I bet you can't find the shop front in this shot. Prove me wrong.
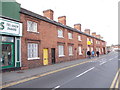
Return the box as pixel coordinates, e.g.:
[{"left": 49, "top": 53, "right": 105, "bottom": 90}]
[{"left": 0, "top": 17, "right": 22, "bottom": 70}]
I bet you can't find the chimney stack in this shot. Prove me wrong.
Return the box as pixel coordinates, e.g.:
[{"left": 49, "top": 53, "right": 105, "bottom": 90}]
[
  {"left": 92, "top": 32, "right": 96, "bottom": 37},
  {"left": 74, "top": 24, "right": 81, "bottom": 31},
  {"left": 96, "top": 35, "right": 101, "bottom": 39},
  {"left": 84, "top": 29, "right": 90, "bottom": 35},
  {"left": 58, "top": 16, "right": 66, "bottom": 25},
  {"left": 43, "top": 9, "right": 54, "bottom": 20}
]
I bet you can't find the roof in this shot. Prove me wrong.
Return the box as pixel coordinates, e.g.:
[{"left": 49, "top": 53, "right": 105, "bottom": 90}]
[{"left": 20, "top": 8, "right": 105, "bottom": 42}]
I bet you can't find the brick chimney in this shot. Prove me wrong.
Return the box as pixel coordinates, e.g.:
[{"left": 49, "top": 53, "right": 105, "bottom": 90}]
[
  {"left": 84, "top": 29, "right": 90, "bottom": 35},
  {"left": 43, "top": 9, "right": 54, "bottom": 20},
  {"left": 92, "top": 32, "right": 96, "bottom": 37},
  {"left": 74, "top": 24, "right": 81, "bottom": 31},
  {"left": 96, "top": 35, "right": 101, "bottom": 39},
  {"left": 58, "top": 16, "right": 66, "bottom": 25}
]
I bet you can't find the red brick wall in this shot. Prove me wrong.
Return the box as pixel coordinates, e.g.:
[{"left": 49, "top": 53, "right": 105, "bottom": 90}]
[{"left": 20, "top": 13, "right": 106, "bottom": 69}]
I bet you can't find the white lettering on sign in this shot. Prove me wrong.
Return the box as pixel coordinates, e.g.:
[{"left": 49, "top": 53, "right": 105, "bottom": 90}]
[{"left": 0, "top": 18, "right": 22, "bottom": 36}]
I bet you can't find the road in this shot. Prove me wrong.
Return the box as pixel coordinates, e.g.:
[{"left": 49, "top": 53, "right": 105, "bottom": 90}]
[{"left": 5, "top": 51, "right": 119, "bottom": 89}]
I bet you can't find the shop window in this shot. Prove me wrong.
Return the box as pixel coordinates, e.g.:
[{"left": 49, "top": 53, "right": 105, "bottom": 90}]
[
  {"left": 58, "top": 30, "right": 64, "bottom": 38},
  {"left": 58, "top": 45, "right": 64, "bottom": 57},
  {"left": 69, "top": 46, "right": 73, "bottom": 56},
  {"left": 28, "top": 43, "right": 39, "bottom": 60},
  {"left": 27, "top": 20, "right": 37, "bottom": 32}
]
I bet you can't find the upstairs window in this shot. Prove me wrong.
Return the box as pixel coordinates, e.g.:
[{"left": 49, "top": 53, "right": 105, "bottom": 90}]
[
  {"left": 91, "top": 39, "right": 93, "bottom": 43},
  {"left": 27, "top": 20, "right": 37, "bottom": 32},
  {"left": 78, "top": 35, "right": 82, "bottom": 41},
  {"left": 58, "top": 30, "right": 64, "bottom": 38},
  {"left": 68, "top": 32, "right": 73, "bottom": 39}
]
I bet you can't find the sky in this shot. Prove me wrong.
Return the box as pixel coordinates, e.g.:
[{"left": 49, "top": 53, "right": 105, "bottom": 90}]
[{"left": 16, "top": 0, "right": 119, "bottom": 46}]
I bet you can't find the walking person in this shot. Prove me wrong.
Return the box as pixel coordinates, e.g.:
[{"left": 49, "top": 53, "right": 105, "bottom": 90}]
[
  {"left": 92, "top": 51, "right": 95, "bottom": 57},
  {"left": 87, "top": 51, "right": 91, "bottom": 58},
  {"left": 96, "top": 51, "right": 99, "bottom": 57}
]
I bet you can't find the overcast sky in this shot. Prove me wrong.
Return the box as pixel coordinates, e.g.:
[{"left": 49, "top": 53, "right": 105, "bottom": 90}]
[{"left": 16, "top": 0, "right": 119, "bottom": 46}]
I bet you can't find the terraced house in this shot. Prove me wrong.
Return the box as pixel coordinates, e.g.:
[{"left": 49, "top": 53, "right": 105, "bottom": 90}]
[
  {"left": 20, "top": 8, "right": 106, "bottom": 69},
  {"left": 1, "top": 1, "right": 106, "bottom": 70}
]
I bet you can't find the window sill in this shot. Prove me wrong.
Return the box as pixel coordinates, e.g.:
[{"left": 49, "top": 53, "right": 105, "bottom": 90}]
[
  {"left": 79, "top": 54, "right": 83, "bottom": 55},
  {"left": 69, "top": 54, "right": 73, "bottom": 56},
  {"left": 58, "top": 36, "right": 64, "bottom": 38},
  {"left": 59, "top": 55, "right": 65, "bottom": 57},
  {"left": 27, "top": 31, "right": 40, "bottom": 34},
  {"left": 28, "top": 57, "right": 40, "bottom": 60}
]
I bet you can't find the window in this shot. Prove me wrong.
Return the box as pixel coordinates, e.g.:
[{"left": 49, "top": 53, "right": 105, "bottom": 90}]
[
  {"left": 96, "top": 41, "right": 98, "bottom": 44},
  {"left": 58, "top": 45, "right": 64, "bottom": 57},
  {"left": 87, "top": 46, "right": 90, "bottom": 51},
  {"left": 91, "top": 39, "right": 93, "bottom": 43},
  {"left": 91, "top": 47, "right": 93, "bottom": 52},
  {"left": 78, "top": 35, "right": 82, "bottom": 41},
  {"left": 28, "top": 43, "right": 39, "bottom": 60},
  {"left": 68, "top": 32, "right": 73, "bottom": 39},
  {"left": 69, "top": 46, "right": 73, "bottom": 56},
  {"left": 27, "top": 20, "right": 37, "bottom": 32},
  {"left": 87, "top": 38, "right": 89, "bottom": 41},
  {"left": 78, "top": 46, "right": 82, "bottom": 55},
  {"left": 58, "top": 30, "right": 64, "bottom": 38}
]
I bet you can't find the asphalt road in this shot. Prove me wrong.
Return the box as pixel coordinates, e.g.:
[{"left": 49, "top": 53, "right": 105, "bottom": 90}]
[{"left": 6, "top": 51, "right": 119, "bottom": 89}]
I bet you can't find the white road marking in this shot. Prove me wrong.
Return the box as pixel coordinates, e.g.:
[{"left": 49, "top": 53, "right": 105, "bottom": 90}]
[
  {"left": 53, "top": 85, "right": 60, "bottom": 90},
  {"left": 99, "top": 62, "right": 106, "bottom": 65},
  {"left": 76, "top": 67, "right": 95, "bottom": 77}
]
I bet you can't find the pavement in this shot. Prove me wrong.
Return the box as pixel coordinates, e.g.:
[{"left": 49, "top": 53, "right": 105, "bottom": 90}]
[{"left": 1, "top": 54, "right": 108, "bottom": 87}]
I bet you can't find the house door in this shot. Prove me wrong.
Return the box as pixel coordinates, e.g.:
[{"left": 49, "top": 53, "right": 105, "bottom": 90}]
[
  {"left": 51, "top": 48, "right": 55, "bottom": 64},
  {"left": 2, "top": 43, "right": 14, "bottom": 69},
  {"left": 43, "top": 49, "right": 48, "bottom": 65}
]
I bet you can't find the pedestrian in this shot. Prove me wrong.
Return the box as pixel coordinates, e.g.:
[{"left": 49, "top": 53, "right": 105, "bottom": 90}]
[
  {"left": 87, "top": 51, "right": 91, "bottom": 58},
  {"left": 92, "top": 51, "right": 95, "bottom": 57},
  {"left": 96, "top": 51, "right": 99, "bottom": 57}
]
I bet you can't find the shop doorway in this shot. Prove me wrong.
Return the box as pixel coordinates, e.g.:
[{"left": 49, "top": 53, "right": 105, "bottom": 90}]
[
  {"left": 2, "top": 43, "right": 14, "bottom": 69},
  {"left": 51, "top": 48, "right": 56, "bottom": 64}
]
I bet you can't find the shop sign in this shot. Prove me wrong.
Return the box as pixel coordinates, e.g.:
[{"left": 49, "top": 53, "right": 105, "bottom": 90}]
[
  {"left": 87, "top": 41, "right": 91, "bottom": 45},
  {"left": 0, "top": 18, "right": 22, "bottom": 36}
]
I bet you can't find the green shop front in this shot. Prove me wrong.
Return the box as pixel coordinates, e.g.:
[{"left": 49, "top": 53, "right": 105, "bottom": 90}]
[{"left": 0, "top": 1, "right": 22, "bottom": 70}]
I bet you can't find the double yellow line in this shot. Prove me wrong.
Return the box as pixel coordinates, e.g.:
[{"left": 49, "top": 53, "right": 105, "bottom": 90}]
[{"left": 110, "top": 68, "right": 120, "bottom": 89}]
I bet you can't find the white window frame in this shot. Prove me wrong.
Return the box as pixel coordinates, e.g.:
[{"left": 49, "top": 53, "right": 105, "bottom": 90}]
[
  {"left": 78, "top": 46, "right": 82, "bottom": 55},
  {"left": 27, "top": 20, "right": 38, "bottom": 33},
  {"left": 91, "top": 47, "right": 93, "bottom": 52},
  {"left": 28, "top": 43, "right": 40, "bottom": 60},
  {"left": 78, "top": 35, "right": 82, "bottom": 41},
  {"left": 58, "top": 30, "right": 64, "bottom": 38},
  {"left": 58, "top": 45, "right": 65, "bottom": 57},
  {"left": 68, "top": 32, "right": 73, "bottom": 39},
  {"left": 91, "top": 39, "right": 93, "bottom": 43},
  {"left": 69, "top": 46, "right": 73, "bottom": 56},
  {"left": 87, "top": 38, "right": 89, "bottom": 41}
]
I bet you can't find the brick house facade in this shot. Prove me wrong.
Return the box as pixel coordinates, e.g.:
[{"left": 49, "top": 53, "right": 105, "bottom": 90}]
[{"left": 20, "top": 8, "right": 106, "bottom": 69}]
